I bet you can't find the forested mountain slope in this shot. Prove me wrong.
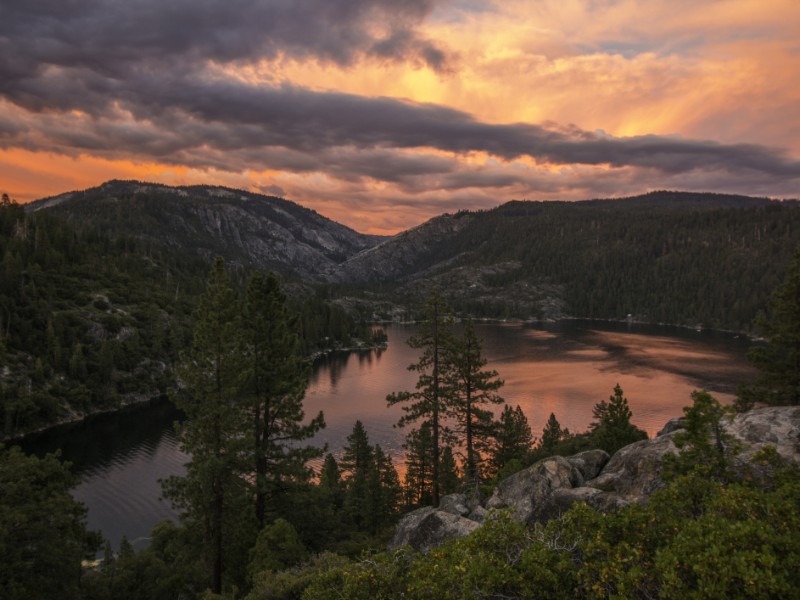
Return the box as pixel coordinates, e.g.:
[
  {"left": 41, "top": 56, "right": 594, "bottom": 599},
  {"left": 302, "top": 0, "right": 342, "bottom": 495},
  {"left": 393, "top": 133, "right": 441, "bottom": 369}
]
[
  {"left": 338, "top": 192, "right": 800, "bottom": 331},
  {"left": 29, "top": 180, "right": 384, "bottom": 280},
  {"left": 0, "top": 196, "right": 381, "bottom": 438},
  {"left": 28, "top": 183, "right": 800, "bottom": 331}
]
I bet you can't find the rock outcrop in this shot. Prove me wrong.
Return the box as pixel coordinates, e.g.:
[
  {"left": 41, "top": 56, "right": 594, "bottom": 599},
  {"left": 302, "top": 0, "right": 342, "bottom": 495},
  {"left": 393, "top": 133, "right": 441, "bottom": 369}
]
[
  {"left": 567, "top": 449, "right": 610, "bottom": 482},
  {"left": 486, "top": 456, "right": 584, "bottom": 523},
  {"left": 584, "top": 433, "right": 679, "bottom": 503},
  {"left": 724, "top": 405, "right": 800, "bottom": 462},
  {"left": 389, "top": 406, "right": 800, "bottom": 553},
  {"left": 388, "top": 505, "right": 481, "bottom": 554}
]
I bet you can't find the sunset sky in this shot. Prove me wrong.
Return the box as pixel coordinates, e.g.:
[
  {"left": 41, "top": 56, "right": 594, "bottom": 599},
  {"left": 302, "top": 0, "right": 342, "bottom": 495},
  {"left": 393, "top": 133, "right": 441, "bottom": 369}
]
[{"left": 2, "top": 0, "right": 799, "bottom": 233}]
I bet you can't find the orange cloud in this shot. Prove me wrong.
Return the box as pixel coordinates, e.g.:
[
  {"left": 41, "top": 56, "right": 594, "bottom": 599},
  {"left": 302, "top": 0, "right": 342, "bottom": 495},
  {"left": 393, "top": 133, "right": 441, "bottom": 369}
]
[{"left": 1, "top": 0, "right": 799, "bottom": 234}]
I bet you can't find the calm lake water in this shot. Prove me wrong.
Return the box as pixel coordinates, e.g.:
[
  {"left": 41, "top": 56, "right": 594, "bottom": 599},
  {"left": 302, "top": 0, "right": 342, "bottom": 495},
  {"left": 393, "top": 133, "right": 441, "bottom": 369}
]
[{"left": 19, "top": 320, "right": 755, "bottom": 550}]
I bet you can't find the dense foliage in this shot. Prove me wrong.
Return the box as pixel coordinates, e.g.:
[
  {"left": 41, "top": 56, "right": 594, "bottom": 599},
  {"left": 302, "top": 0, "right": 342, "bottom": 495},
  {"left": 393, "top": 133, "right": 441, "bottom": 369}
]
[
  {"left": 4, "top": 190, "right": 800, "bottom": 599},
  {"left": 739, "top": 248, "right": 800, "bottom": 407},
  {"left": 0, "top": 444, "right": 94, "bottom": 600},
  {"left": 376, "top": 193, "right": 800, "bottom": 330},
  {"left": 301, "top": 410, "right": 800, "bottom": 600},
  {"left": 0, "top": 197, "right": 378, "bottom": 438}
]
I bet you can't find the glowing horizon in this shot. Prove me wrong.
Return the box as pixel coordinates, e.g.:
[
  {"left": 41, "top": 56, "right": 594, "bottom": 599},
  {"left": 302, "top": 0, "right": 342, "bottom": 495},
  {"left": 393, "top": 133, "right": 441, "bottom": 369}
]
[{"left": 2, "top": 0, "right": 798, "bottom": 234}]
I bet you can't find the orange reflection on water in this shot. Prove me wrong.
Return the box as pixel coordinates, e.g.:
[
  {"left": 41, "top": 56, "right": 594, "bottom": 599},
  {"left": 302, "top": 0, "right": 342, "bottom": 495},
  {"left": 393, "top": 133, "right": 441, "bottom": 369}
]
[{"left": 302, "top": 322, "right": 756, "bottom": 474}]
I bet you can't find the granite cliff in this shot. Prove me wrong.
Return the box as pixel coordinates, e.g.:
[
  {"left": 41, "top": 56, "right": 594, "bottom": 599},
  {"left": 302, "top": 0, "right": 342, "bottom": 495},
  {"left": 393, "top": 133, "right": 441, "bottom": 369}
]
[{"left": 389, "top": 405, "right": 800, "bottom": 553}]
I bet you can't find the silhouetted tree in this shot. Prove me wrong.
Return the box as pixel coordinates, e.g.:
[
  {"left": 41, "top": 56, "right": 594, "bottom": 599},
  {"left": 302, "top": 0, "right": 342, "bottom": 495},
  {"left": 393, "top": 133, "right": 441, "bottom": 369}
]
[
  {"left": 740, "top": 248, "right": 800, "bottom": 407},
  {"left": 242, "top": 272, "right": 323, "bottom": 528},
  {"left": 589, "top": 384, "right": 648, "bottom": 454},
  {"left": 388, "top": 290, "right": 454, "bottom": 507},
  {"left": 447, "top": 319, "right": 504, "bottom": 486},
  {"left": 489, "top": 404, "right": 534, "bottom": 476},
  {"left": 163, "top": 258, "right": 251, "bottom": 594}
]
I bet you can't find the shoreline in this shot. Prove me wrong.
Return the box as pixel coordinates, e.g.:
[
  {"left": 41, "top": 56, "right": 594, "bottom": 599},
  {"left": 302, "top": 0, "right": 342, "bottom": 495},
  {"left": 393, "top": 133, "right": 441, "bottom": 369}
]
[
  {"left": 3, "top": 318, "right": 755, "bottom": 445},
  {"left": 3, "top": 341, "right": 390, "bottom": 445}
]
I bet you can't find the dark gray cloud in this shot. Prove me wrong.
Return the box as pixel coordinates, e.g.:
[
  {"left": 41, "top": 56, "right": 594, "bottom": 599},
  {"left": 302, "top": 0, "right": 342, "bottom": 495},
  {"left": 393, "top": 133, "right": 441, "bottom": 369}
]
[
  {"left": 0, "top": 0, "right": 449, "bottom": 78},
  {"left": 1, "top": 0, "right": 799, "bottom": 202},
  {"left": 4, "top": 71, "right": 799, "bottom": 184}
]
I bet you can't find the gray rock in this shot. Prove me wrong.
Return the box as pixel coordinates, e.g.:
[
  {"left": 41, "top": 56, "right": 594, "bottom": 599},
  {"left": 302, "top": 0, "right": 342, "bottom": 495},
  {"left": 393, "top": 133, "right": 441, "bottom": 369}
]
[
  {"left": 468, "top": 505, "right": 489, "bottom": 523},
  {"left": 657, "top": 417, "right": 684, "bottom": 437},
  {"left": 567, "top": 449, "right": 610, "bottom": 482},
  {"left": 486, "top": 455, "right": 581, "bottom": 524},
  {"left": 724, "top": 406, "right": 800, "bottom": 463},
  {"left": 388, "top": 506, "right": 481, "bottom": 553},
  {"left": 585, "top": 433, "right": 678, "bottom": 502},
  {"left": 388, "top": 407, "right": 800, "bottom": 553},
  {"left": 438, "top": 493, "right": 470, "bottom": 517},
  {"left": 535, "top": 486, "right": 631, "bottom": 522},
  {"left": 585, "top": 406, "right": 800, "bottom": 504}
]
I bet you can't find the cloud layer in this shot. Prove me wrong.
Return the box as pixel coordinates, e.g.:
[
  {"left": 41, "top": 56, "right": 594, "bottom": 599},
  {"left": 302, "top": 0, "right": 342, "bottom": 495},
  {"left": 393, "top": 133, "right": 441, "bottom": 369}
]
[{"left": 1, "top": 0, "right": 798, "bottom": 232}]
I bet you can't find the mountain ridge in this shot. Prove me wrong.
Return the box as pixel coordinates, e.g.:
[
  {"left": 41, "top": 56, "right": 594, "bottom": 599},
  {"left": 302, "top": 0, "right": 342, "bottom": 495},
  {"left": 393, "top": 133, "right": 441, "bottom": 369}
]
[
  {"left": 27, "top": 180, "right": 385, "bottom": 280},
  {"left": 26, "top": 181, "right": 800, "bottom": 330}
]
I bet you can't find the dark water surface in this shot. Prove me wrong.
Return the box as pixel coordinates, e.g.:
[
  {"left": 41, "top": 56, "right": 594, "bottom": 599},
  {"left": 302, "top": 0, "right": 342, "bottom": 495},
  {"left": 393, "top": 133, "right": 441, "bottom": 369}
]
[{"left": 19, "top": 321, "right": 754, "bottom": 550}]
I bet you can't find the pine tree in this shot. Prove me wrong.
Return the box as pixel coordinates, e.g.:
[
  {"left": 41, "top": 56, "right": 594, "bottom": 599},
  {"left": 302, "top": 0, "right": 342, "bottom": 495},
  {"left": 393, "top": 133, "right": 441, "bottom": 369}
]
[
  {"left": 371, "top": 444, "right": 402, "bottom": 529},
  {"left": 242, "top": 272, "right": 324, "bottom": 527},
  {"left": 340, "top": 420, "right": 373, "bottom": 476},
  {"left": 538, "top": 412, "right": 567, "bottom": 455},
  {"left": 447, "top": 319, "right": 504, "bottom": 486},
  {"left": 489, "top": 404, "right": 534, "bottom": 475},
  {"left": 163, "top": 258, "right": 251, "bottom": 594},
  {"left": 341, "top": 420, "right": 374, "bottom": 529},
  {"left": 319, "top": 453, "right": 344, "bottom": 510},
  {"left": 403, "top": 423, "right": 435, "bottom": 506},
  {"left": 439, "top": 446, "right": 461, "bottom": 495},
  {"left": 0, "top": 445, "right": 89, "bottom": 600},
  {"left": 589, "top": 384, "right": 648, "bottom": 454},
  {"left": 388, "top": 290, "right": 454, "bottom": 507},
  {"left": 665, "top": 390, "right": 741, "bottom": 483},
  {"left": 740, "top": 248, "right": 800, "bottom": 407}
]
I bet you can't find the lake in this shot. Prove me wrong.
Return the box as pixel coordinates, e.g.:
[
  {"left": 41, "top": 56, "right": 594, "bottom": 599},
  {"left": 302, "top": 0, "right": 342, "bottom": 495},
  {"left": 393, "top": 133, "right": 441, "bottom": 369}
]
[{"left": 19, "top": 320, "right": 755, "bottom": 550}]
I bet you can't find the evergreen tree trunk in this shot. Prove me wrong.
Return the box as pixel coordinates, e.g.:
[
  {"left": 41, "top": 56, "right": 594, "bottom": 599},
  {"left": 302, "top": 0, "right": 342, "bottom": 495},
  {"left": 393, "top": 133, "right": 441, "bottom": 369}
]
[
  {"left": 213, "top": 331, "right": 224, "bottom": 593},
  {"left": 465, "top": 395, "right": 475, "bottom": 485},
  {"left": 431, "top": 300, "right": 441, "bottom": 507},
  {"left": 243, "top": 273, "right": 324, "bottom": 528},
  {"left": 162, "top": 257, "right": 252, "bottom": 595},
  {"left": 388, "top": 290, "right": 454, "bottom": 508},
  {"left": 447, "top": 320, "right": 504, "bottom": 489}
]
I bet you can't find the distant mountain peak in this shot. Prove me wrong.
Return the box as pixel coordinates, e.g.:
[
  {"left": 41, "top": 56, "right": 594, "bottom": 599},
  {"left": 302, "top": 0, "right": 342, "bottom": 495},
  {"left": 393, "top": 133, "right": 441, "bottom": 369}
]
[{"left": 30, "top": 180, "right": 384, "bottom": 280}]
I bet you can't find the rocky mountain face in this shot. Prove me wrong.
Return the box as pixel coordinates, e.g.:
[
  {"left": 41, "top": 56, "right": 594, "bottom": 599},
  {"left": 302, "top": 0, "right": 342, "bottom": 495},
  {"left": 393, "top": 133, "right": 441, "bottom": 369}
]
[
  {"left": 326, "top": 211, "right": 474, "bottom": 283},
  {"left": 28, "top": 183, "right": 800, "bottom": 327},
  {"left": 29, "top": 180, "right": 384, "bottom": 280},
  {"left": 389, "top": 405, "right": 800, "bottom": 553}
]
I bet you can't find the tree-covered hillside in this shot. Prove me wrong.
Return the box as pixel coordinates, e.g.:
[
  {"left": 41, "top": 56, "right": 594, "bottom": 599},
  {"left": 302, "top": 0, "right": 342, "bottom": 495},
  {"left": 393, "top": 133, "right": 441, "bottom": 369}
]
[
  {"left": 0, "top": 196, "right": 379, "bottom": 438},
  {"left": 346, "top": 192, "right": 800, "bottom": 331},
  {"left": 28, "top": 183, "right": 800, "bottom": 331},
  {"left": 469, "top": 194, "right": 800, "bottom": 329},
  {"left": 30, "top": 180, "right": 383, "bottom": 279}
]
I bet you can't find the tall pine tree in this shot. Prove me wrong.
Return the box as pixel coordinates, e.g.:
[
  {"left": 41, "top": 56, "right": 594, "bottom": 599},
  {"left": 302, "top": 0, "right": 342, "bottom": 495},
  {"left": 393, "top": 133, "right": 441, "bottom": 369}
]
[
  {"left": 447, "top": 319, "right": 504, "bottom": 487},
  {"left": 388, "top": 290, "right": 454, "bottom": 507},
  {"left": 370, "top": 444, "right": 402, "bottom": 530},
  {"left": 340, "top": 420, "right": 374, "bottom": 530},
  {"left": 163, "top": 257, "right": 251, "bottom": 594},
  {"left": 403, "top": 423, "right": 435, "bottom": 506},
  {"left": 741, "top": 248, "right": 800, "bottom": 407},
  {"left": 242, "top": 272, "right": 324, "bottom": 527}
]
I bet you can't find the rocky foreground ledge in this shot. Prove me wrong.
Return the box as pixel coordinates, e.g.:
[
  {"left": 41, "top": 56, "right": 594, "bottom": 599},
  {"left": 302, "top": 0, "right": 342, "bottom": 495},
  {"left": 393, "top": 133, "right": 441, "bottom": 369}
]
[{"left": 389, "top": 406, "right": 800, "bottom": 553}]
